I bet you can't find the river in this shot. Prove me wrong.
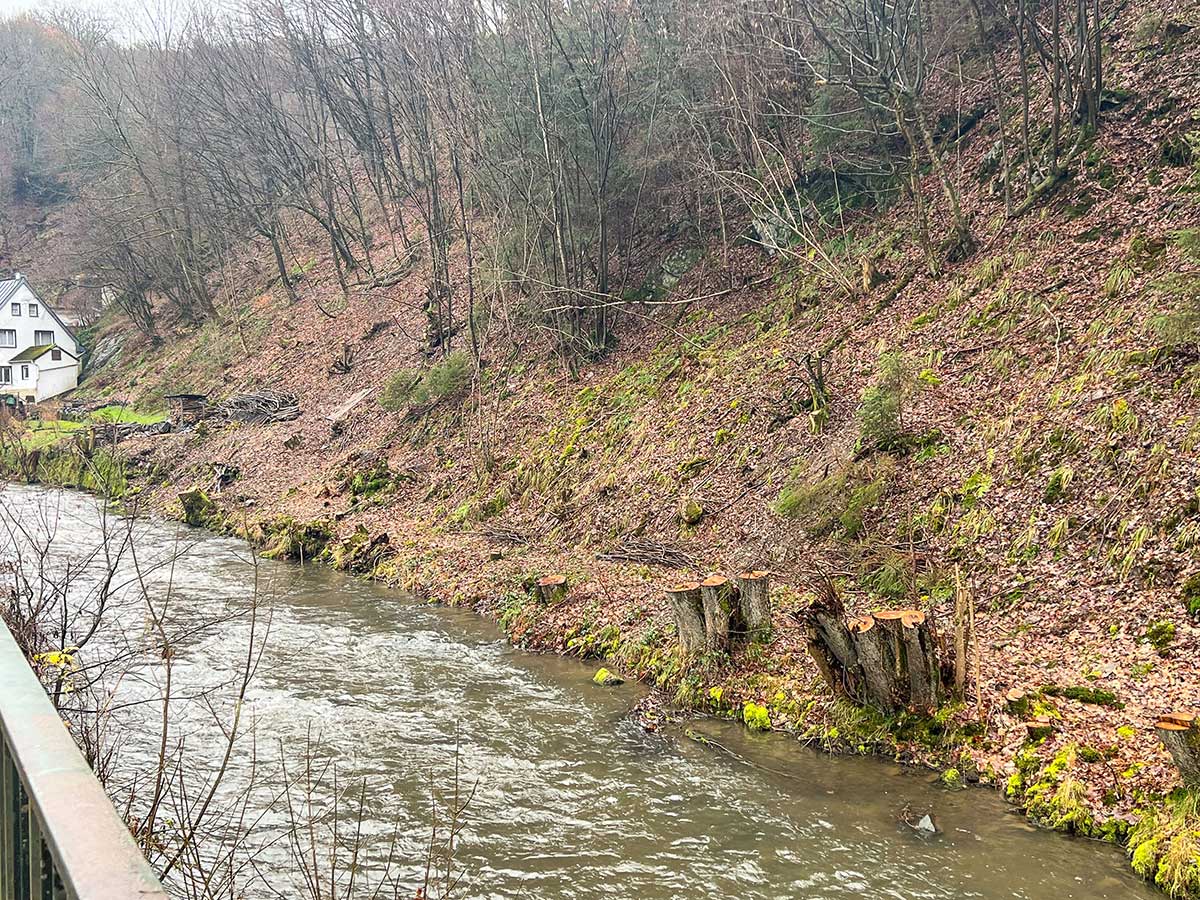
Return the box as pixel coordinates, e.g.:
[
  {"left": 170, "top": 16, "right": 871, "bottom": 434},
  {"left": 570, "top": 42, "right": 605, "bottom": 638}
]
[{"left": 0, "top": 484, "right": 1156, "bottom": 899}]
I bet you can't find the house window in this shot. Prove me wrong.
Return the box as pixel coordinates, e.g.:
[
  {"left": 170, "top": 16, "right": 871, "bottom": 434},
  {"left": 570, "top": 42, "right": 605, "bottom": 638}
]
[
  {"left": 51, "top": 349, "right": 61, "bottom": 361},
  {"left": 28, "top": 304, "right": 38, "bottom": 317},
  {"left": 10, "top": 303, "right": 19, "bottom": 316},
  {"left": 0, "top": 330, "right": 15, "bottom": 348},
  {"left": 34, "top": 330, "right": 53, "bottom": 345},
  {"left": 19, "top": 365, "right": 28, "bottom": 380},
  {"left": 0, "top": 367, "right": 10, "bottom": 384}
]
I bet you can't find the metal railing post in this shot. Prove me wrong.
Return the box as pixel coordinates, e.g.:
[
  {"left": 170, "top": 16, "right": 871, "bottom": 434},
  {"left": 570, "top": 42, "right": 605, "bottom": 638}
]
[{"left": 0, "top": 621, "right": 168, "bottom": 900}]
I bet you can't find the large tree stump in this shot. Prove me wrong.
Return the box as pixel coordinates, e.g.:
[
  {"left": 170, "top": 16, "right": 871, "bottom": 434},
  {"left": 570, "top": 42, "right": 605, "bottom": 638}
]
[
  {"left": 666, "top": 582, "right": 706, "bottom": 654},
  {"left": 700, "top": 574, "right": 736, "bottom": 651},
  {"left": 1156, "top": 713, "right": 1200, "bottom": 786},
  {"left": 736, "top": 570, "right": 772, "bottom": 642},
  {"left": 800, "top": 579, "right": 952, "bottom": 715},
  {"left": 536, "top": 575, "right": 568, "bottom": 604},
  {"left": 849, "top": 615, "right": 898, "bottom": 712}
]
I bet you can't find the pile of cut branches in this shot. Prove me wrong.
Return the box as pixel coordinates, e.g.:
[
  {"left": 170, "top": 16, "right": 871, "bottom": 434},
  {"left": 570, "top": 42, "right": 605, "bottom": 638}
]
[
  {"left": 216, "top": 391, "right": 300, "bottom": 425},
  {"left": 598, "top": 537, "right": 696, "bottom": 570}
]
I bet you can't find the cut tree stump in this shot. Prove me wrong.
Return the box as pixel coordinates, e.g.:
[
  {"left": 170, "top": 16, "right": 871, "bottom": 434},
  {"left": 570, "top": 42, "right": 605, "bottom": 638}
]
[
  {"left": 1005, "top": 689, "right": 1030, "bottom": 717},
  {"left": 666, "top": 581, "right": 706, "bottom": 654},
  {"left": 1024, "top": 718, "right": 1056, "bottom": 741},
  {"left": 1156, "top": 713, "right": 1200, "bottom": 786},
  {"left": 849, "top": 615, "right": 898, "bottom": 712},
  {"left": 700, "top": 574, "right": 736, "bottom": 651},
  {"left": 799, "top": 578, "right": 954, "bottom": 715},
  {"left": 536, "top": 575, "right": 568, "bottom": 604},
  {"left": 736, "top": 570, "right": 772, "bottom": 642},
  {"left": 800, "top": 582, "right": 860, "bottom": 701},
  {"left": 900, "top": 610, "right": 940, "bottom": 712}
]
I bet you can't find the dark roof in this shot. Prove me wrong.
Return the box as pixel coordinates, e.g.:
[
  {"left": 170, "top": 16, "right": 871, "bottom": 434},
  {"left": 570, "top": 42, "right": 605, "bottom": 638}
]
[
  {"left": 9, "top": 343, "right": 77, "bottom": 363},
  {"left": 0, "top": 277, "right": 23, "bottom": 307}
]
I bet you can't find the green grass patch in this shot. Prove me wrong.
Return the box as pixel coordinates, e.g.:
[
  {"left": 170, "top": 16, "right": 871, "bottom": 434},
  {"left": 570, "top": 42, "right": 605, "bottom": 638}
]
[
  {"left": 87, "top": 405, "right": 167, "bottom": 425},
  {"left": 20, "top": 420, "right": 86, "bottom": 450}
]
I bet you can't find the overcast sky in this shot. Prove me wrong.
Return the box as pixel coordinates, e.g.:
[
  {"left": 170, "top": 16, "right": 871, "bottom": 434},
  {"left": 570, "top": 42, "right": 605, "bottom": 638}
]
[{"left": 0, "top": 0, "right": 107, "bottom": 18}]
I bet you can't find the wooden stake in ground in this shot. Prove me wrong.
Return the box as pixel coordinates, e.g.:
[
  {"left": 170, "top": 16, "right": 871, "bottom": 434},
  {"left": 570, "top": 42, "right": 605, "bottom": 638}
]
[
  {"left": 700, "top": 574, "right": 736, "bottom": 651},
  {"left": 666, "top": 582, "right": 706, "bottom": 654},
  {"left": 1156, "top": 713, "right": 1200, "bottom": 786},
  {"left": 735, "top": 570, "right": 771, "bottom": 642},
  {"left": 953, "top": 565, "right": 968, "bottom": 699},
  {"left": 536, "top": 574, "right": 568, "bottom": 604}
]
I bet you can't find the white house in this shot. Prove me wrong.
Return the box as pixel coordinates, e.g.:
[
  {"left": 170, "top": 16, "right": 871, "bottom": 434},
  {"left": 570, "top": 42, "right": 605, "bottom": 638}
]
[{"left": 0, "top": 274, "right": 82, "bottom": 403}]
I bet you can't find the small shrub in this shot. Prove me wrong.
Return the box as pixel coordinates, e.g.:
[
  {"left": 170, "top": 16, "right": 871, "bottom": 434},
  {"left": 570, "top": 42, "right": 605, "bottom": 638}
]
[
  {"left": 1145, "top": 620, "right": 1176, "bottom": 654},
  {"left": 1152, "top": 295, "right": 1200, "bottom": 349},
  {"left": 379, "top": 367, "right": 423, "bottom": 410},
  {"left": 379, "top": 351, "right": 473, "bottom": 411},
  {"left": 424, "top": 350, "right": 473, "bottom": 399},
  {"left": 1044, "top": 465, "right": 1074, "bottom": 503},
  {"left": 1132, "top": 11, "right": 1164, "bottom": 43},
  {"left": 858, "top": 351, "right": 920, "bottom": 451},
  {"left": 1183, "top": 573, "right": 1200, "bottom": 618},
  {"left": 1172, "top": 229, "right": 1200, "bottom": 262},
  {"left": 775, "top": 459, "right": 892, "bottom": 538},
  {"left": 1104, "top": 261, "right": 1135, "bottom": 298},
  {"left": 1129, "top": 791, "right": 1200, "bottom": 899}
]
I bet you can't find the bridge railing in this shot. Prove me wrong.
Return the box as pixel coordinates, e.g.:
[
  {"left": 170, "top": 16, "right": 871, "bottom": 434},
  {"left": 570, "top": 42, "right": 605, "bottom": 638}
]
[{"left": 0, "top": 621, "right": 169, "bottom": 900}]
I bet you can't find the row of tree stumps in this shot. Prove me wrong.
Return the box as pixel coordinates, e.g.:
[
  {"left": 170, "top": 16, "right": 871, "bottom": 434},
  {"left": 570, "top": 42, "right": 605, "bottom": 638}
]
[{"left": 666, "top": 571, "right": 773, "bottom": 652}]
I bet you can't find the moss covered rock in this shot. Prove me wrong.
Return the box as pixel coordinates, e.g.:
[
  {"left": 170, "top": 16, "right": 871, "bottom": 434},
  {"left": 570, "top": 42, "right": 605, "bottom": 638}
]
[
  {"left": 178, "top": 489, "right": 218, "bottom": 527},
  {"left": 743, "top": 701, "right": 771, "bottom": 731},
  {"left": 328, "top": 525, "right": 393, "bottom": 575},
  {"left": 680, "top": 498, "right": 704, "bottom": 526},
  {"left": 592, "top": 667, "right": 624, "bottom": 687},
  {"left": 260, "top": 516, "right": 333, "bottom": 561}
]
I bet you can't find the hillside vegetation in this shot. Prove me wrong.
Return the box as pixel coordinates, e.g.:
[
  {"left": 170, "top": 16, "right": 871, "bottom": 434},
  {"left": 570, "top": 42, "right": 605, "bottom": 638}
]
[{"left": 3, "top": 0, "right": 1200, "bottom": 893}]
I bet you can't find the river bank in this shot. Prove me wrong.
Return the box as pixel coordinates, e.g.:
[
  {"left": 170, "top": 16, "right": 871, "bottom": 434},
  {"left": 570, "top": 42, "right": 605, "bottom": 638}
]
[
  {"left": 4, "top": 434, "right": 1198, "bottom": 898},
  {"left": 0, "top": 481, "right": 1165, "bottom": 899}
]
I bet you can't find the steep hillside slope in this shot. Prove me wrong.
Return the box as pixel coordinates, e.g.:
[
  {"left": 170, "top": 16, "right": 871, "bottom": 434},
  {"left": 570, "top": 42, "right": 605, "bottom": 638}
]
[{"left": 5, "top": 0, "right": 1200, "bottom": 893}]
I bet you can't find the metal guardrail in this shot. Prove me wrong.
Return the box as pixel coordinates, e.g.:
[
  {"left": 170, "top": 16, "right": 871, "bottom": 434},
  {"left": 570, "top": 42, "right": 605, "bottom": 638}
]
[{"left": 0, "top": 621, "right": 169, "bottom": 900}]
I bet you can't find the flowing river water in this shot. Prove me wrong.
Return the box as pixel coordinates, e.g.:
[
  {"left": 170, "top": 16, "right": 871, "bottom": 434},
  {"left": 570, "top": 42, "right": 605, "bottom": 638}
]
[{"left": 1, "top": 484, "right": 1158, "bottom": 899}]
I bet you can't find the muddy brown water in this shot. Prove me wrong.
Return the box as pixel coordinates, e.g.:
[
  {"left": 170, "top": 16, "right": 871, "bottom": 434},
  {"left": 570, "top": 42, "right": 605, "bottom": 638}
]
[{"left": 1, "top": 485, "right": 1157, "bottom": 899}]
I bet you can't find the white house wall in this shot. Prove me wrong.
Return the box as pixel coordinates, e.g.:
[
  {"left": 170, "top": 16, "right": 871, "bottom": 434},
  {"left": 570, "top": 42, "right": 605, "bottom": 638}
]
[{"left": 35, "top": 363, "right": 79, "bottom": 402}]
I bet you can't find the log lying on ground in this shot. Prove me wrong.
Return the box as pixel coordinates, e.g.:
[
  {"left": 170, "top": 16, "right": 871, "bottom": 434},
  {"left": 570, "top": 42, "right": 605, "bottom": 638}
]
[
  {"left": 90, "top": 420, "right": 172, "bottom": 444},
  {"left": 666, "top": 581, "right": 706, "bottom": 655},
  {"left": 1156, "top": 713, "right": 1200, "bottom": 786},
  {"left": 700, "top": 575, "right": 736, "bottom": 651},
  {"left": 536, "top": 574, "right": 568, "bottom": 604},
  {"left": 736, "top": 570, "right": 772, "bottom": 642}
]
